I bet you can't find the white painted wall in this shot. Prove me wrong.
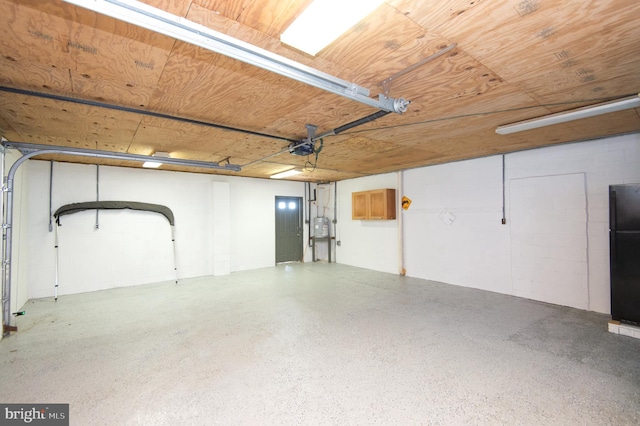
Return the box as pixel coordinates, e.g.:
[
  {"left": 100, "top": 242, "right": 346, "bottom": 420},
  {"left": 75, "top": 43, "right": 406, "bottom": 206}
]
[
  {"left": 2, "top": 149, "right": 30, "bottom": 319},
  {"left": 228, "top": 176, "right": 307, "bottom": 271},
  {"left": 212, "top": 181, "right": 230, "bottom": 276},
  {"left": 22, "top": 161, "right": 307, "bottom": 299},
  {"left": 402, "top": 156, "right": 512, "bottom": 294},
  {"left": 9, "top": 133, "right": 640, "bottom": 315},
  {"left": 338, "top": 133, "right": 640, "bottom": 314},
  {"left": 509, "top": 173, "right": 588, "bottom": 309},
  {"left": 336, "top": 173, "right": 399, "bottom": 274},
  {"left": 506, "top": 133, "right": 640, "bottom": 313}
]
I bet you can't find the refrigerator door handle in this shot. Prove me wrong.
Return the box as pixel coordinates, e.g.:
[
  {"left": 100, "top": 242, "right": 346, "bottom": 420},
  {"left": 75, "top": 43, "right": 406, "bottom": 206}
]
[
  {"left": 610, "top": 231, "right": 616, "bottom": 270},
  {"left": 609, "top": 190, "right": 617, "bottom": 231}
]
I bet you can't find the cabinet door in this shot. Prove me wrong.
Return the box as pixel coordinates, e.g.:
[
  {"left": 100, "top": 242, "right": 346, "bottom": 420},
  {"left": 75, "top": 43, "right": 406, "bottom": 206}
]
[
  {"left": 368, "top": 189, "right": 396, "bottom": 219},
  {"left": 368, "top": 190, "right": 387, "bottom": 219},
  {"left": 352, "top": 191, "right": 368, "bottom": 219},
  {"left": 384, "top": 189, "right": 396, "bottom": 220}
]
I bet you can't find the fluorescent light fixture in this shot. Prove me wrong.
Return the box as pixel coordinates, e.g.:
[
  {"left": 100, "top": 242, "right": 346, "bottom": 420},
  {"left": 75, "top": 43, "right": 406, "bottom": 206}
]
[
  {"left": 3, "top": 141, "right": 242, "bottom": 172},
  {"left": 63, "top": 0, "right": 408, "bottom": 113},
  {"left": 270, "top": 169, "right": 302, "bottom": 179},
  {"left": 143, "top": 151, "right": 170, "bottom": 168},
  {"left": 496, "top": 94, "right": 640, "bottom": 135},
  {"left": 281, "top": 0, "right": 385, "bottom": 56}
]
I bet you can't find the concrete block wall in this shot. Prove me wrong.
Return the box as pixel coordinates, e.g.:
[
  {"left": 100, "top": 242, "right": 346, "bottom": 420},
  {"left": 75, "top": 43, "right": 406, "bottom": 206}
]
[
  {"left": 507, "top": 133, "right": 640, "bottom": 313},
  {"left": 20, "top": 161, "right": 307, "bottom": 299},
  {"left": 509, "top": 173, "right": 588, "bottom": 309},
  {"left": 9, "top": 132, "right": 640, "bottom": 314},
  {"left": 212, "top": 181, "right": 230, "bottom": 276},
  {"left": 338, "top": 133, "right": 640, "bottom": 314},
  {"left": 401, "top": 156, "right": 512, "bottom": 295},
  {"left": 228, "top": 176, "right": 307, "bottom": 271},
  {"left": 336, "top": 173, "right": 399, "bottom": 274}
]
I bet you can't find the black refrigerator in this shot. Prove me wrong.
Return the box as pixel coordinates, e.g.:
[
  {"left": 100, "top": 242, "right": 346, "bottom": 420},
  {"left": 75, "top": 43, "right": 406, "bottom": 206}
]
[{"left": 610, "top": 184, "right": 640, "bottom": 324}]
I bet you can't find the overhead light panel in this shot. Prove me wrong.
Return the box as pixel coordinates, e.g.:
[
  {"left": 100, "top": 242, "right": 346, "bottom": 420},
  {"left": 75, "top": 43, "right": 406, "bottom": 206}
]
[
  {"left": 143, "top": 151, "right": 170, "bottom": 168},
  {"left": 270, "top": 169, "right": 302, "bottom": 179},
  {"left": 281, "top": 0, "right": 385, "bottom": 56},
  {"left": 3, "top": 142, "right": 241, "bottom": 172},
  {"left": 496, "top": 94, "right": 640, "bottom": 135},
  {"left": 62, "top": 0, "right": 408, "bottom": 113}
]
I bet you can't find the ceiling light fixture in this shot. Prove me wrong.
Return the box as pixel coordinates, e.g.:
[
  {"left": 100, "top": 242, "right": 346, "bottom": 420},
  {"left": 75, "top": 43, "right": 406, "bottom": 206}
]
[
  {"left": 142, "top": 151, "right": 170, "bottom": 168},
  {"left": 496, "top": 93, "right": 640, "bottom": 135},
  {"left": 270, "top": 169, "right": 302, "bottom": 179},
  {"left": 3, "top": 142, "right": 241, "bottom": 172},
  {"left": 62, "top": 0, "right": 408, "bottom": 113},
  {"left": 280, "top": 0, "right": 385, "bottom": 56}
]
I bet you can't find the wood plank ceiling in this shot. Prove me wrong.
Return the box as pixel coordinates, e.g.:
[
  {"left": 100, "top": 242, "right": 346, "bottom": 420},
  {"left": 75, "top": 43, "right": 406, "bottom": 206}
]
[{"left": 0, "top": 0, "right": 638, "bottom": 181}]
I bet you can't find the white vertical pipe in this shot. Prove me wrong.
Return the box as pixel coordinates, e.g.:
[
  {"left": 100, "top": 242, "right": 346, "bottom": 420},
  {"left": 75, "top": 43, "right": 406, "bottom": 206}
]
[
  {"left": 398, "top": 171, "right": 405, "bottom": 276},
  {"left": 95, "top": 165, "right": 100, "bottom": 229},
  {"left": 49, "top": 162, "right": 54, "bottom": 232}
]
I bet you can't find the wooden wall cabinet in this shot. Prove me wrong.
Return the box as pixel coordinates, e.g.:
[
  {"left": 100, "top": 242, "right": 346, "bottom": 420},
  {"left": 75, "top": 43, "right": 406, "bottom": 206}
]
[{"left": 352, "top": 189, "right": 396, "bottom": 220}]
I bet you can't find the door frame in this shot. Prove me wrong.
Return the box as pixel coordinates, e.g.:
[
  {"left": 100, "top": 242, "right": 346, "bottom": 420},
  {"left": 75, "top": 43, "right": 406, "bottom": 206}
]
[{"left": 275, "top": 196, "right": 303, "bottom": 264}]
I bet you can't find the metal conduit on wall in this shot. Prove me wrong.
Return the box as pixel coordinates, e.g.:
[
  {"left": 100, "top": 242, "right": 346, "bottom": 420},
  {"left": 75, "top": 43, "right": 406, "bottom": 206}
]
[
  {"left": 96, "top": 165, "right": 100, "bottom": 230},
  {"left": 48, "top": 162, "right": 54, "bottom": 232},
  {"left": 336, "top": 182, "right": 338, "bottom": 263}
]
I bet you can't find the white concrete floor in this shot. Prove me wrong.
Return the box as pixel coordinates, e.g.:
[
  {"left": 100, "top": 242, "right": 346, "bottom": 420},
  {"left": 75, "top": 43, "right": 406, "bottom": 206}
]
[{"left": 1, "top": 263, "right": 639, "bottom": 425}]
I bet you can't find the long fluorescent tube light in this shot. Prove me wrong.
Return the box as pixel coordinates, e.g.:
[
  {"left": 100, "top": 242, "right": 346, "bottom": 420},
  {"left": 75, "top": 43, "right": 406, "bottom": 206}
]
[
  {"left": 62, "top": 0, "right": 408, "bottom": 113},
  {"left": 281, "top": 0, "right": 385, "bottom": 56},
  {"left": 143, "top": 151, "right": 170, "bottom": 168},
  {"left": 496, "top": 94, "right": 640, "bottom": 135},
  {"left": 3, "top": 142, "right": 242, "bottom": 172},
  {"left": 270, "top": 169, "right": 302, "bottom": 179}
]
